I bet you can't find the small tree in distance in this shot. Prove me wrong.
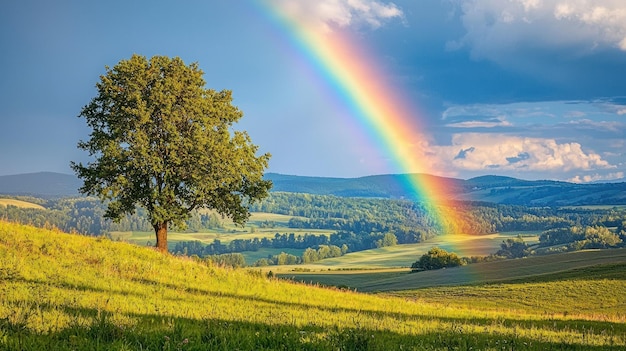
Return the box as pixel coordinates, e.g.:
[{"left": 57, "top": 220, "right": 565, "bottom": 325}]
[
  {"left": 411, "top": 247, "right": 462, "bottom": 271},
  {"left": 72, "top": 55, "right": 272, "bottom": 253}
]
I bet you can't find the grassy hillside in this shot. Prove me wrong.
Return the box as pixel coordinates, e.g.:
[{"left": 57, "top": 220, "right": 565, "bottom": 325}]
[
  {"left": 0, "top": 198, "right": 44, "bottom": 210},
  {"left": 1, "top": 221, "right": 625, "bottom": 350},
  {"left": 390, "top": 263, "right": 626, "bottom": 316}
]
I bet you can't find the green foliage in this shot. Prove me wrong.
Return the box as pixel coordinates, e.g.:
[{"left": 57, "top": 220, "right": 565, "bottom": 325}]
[
  {"left": 581, "top": 225, "right": 622, "bottom": 248},
  {"left": 540, "top": 225, "right": 623, "bottom": 251},
  {"left": 497, "top": 235, "right": 531, "bottom": 258},
  {"left": 375, "top": 232, "right": 398, "bottom": 248},
  {"left": 411, "top": 247, "right": 462, "bottom": 271},
  {"left": 71, "top": 55, "right": 271, "bottom": 251},
  {"left": 205, "top": 253, "right": 246, "bottom": 268}
]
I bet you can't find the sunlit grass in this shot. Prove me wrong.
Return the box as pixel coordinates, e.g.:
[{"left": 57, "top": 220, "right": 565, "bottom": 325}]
[
  {"left": 0, "top": 198, "right": 45, "bottom": 210},
  {"left": 1, "top": 221, "right": 624, "bottom": 350},
  {"left": 282, "top": 249, "right": 626, "bottom": 293},
  {"left": 388, "top": 263, "right": 626, "bottom": 320},
  {"left": 241, "top": 247, "right": 305, "bottom": 264},
  {"left": 264, "top": 232, "right": 539, "bottom": 272}
]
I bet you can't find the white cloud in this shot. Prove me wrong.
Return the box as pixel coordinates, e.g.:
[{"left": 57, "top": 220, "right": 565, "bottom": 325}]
[
  {"left": 445, "top": 118, "right": 512, "bottom": 128},
  {"left": 442, "top": 103, "right": 553, "bottom": 120},
  {"left": 433, "top": 133, "right": 613, "bottom": 172},
  {"left": 452, "top": 0, "right": 626, "bottom": 62},
  {"left": 564, "top": 110, "right": 586, "bottom": 118},
  {"left": 568, "top": 171, "right": 624, "bottom": 183},
  {"left": 565, "top": 119, "right": 623, "bottom": 132},
  {"left": 268, "top": 0, "right": 403, "bottom": 32}
]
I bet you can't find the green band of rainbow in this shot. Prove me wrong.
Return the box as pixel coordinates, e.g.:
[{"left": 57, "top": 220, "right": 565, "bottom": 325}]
[{"left": 256, "top": 2, "right": 470, "bottom": 237}]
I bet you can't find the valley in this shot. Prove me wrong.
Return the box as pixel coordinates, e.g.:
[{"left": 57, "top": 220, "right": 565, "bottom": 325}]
[{"left": 1, "top": 172, "right": 625, "bottom": 349}]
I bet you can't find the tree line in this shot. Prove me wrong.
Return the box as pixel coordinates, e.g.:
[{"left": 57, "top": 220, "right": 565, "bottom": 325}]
[
  {"left": 413, "top": 222, "right": 626, "bottom": 272},
  {"left": 171, "top": 231, "right": 394, "bottom": 258},
  {"left": 2, "top": 192, "right": 626, "bottom": 267}
]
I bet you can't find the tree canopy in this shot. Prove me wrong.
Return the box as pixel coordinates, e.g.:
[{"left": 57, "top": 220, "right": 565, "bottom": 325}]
[
  {"left": 72, "top": 55, "right": 271, "bottom": 252},
  {"left": 411, "top": 247, "right": 462, "bottom": 271}
]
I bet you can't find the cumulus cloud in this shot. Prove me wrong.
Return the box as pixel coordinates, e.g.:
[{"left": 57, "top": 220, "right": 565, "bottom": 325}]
[
  {"left": 451, "top": 0, "right": 626, "bottom": 62},
  {"left": 434, "top": 133, "right": 613, "bottom": 172},
  {"left": 568, "top": 172, "right": 625, "bottom": 183},
  {"left": 268, "top": 0, "right": 403, "bottom": 32}
]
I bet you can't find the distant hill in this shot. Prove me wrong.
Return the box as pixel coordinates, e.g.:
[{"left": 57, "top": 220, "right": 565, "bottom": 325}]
[
  {"left": 267, "top": 173, "right": 626, "bottom": 206},
  {"left": 266, "top": 173, "right": 465, "bottom": 198},
  {"left": 1, "top": 171, "right": 626, "bottom": 206},
  {"left": 0, "top": 172, "right": 81, "bottom": 198}
]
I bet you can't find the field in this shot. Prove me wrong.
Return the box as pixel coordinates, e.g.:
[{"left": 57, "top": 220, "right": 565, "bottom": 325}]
[
  {"left": 279, "top": 248, "right": 626, "bottom": 291},
  {"left": 1, "top": 221, "right": 625, "bottom": 350},
  {"left": 0, "top": 198, "right": 44, "bottom": 210},
  {"left": 109, "top": 212, "right": 333, "bottom": 248},
  {"left": 113, "top": 212, "right": 539, "bottom": 268},
  {"left": 260, "top": 231, "right": 539, "bottom": 272},
  {"left": 389, "top": 262, "right": 626, "bottom": 316},
  {"left": 241, "top": 247, "right": 305, "bottom": 264}
]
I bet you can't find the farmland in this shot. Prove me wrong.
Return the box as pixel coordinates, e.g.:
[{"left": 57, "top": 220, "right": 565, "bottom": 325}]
[
  {"left": 269, "top": 231, "right": 539, "bottom": 271},
  {"left": 279, "top": 248, "right": 626, "bottom": 292}
]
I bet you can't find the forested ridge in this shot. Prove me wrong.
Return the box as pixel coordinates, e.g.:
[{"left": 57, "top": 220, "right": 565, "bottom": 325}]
[
  {"left": 2, "top": 191, "right": 625, "bottom": 266},
  {"left": 3, "top": 171, "right": 626, "bottom": 205}
]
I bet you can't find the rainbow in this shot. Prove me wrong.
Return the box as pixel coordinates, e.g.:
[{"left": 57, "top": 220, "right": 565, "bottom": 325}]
[{"left": 255, "top": 2, "right": 470, "bottom": 237}]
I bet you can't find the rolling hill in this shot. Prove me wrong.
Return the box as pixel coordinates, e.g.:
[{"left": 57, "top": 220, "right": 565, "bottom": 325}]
[
  {"left": 1, "top": 221, "right": 625, "bottom": 350},
  {"left": 0, "top": 172, "right": 81, "bottom": 197},
  {"left": 1, "top": 171, "right": 626, "bottom": 206},
  {"left": 278, "top": 249, "right": 626, "bottom": 292}
]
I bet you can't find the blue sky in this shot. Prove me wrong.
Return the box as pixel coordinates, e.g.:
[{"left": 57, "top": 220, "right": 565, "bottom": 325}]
[{"left": 1, "top": 0, "right": 625, "bottom": 183}]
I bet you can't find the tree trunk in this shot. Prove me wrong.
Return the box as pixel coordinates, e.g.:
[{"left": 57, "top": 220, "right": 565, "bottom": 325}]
[{"left": 154, "top": 221, "right": 169, "bottom": 253}]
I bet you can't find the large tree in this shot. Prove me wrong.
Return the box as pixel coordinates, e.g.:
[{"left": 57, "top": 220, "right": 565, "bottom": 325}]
[{"left": 72, "top": 55, "right": 272, "bottom": 253}]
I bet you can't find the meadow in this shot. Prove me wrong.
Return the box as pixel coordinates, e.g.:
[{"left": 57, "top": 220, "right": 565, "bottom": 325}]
[
  {"left": 109, "top": 212, "right": 333, "bottom": 247},
  {"left": 259, "top": 231, "right": 539, "bottom": 272},
  {"left": 1, "top": 221, "right": 625, "bottom": 350},
  {"left": 0, "top": 198, "right": 44, "bottom": 210},
  {"left": 279, "top": 249, "right": 626, "bottom": 291}
]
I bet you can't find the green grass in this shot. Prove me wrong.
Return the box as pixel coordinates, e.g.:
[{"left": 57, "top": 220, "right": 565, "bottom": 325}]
[
  {"left": 265, "top": 232, "right": 539, "bottom": 272},
  {"left": 1, "top": 221, "right": 625, "bottom": 350},
  {"left": 388, "top": 263, "right": 626, "bottom": 317},
  {"left": 0, "top": 198, "right": 45, "bottom": 210},
  {"left": 281, "top": 249, "right": 626, "bottom": 292},
  {"left": 241, "top": 248, "right": 305, "bottom": 264},
  {"left": 109, "top": 212, "right": 333, "bottom": 248}
]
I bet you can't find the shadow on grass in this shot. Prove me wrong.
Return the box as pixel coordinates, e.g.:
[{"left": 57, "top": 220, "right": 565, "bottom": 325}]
[
  {"left": 1, "top": 304, "right": 624, "bottom": 351},
  {"left": 7, "top": 274, "right": 626, "bottom": 341}
]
